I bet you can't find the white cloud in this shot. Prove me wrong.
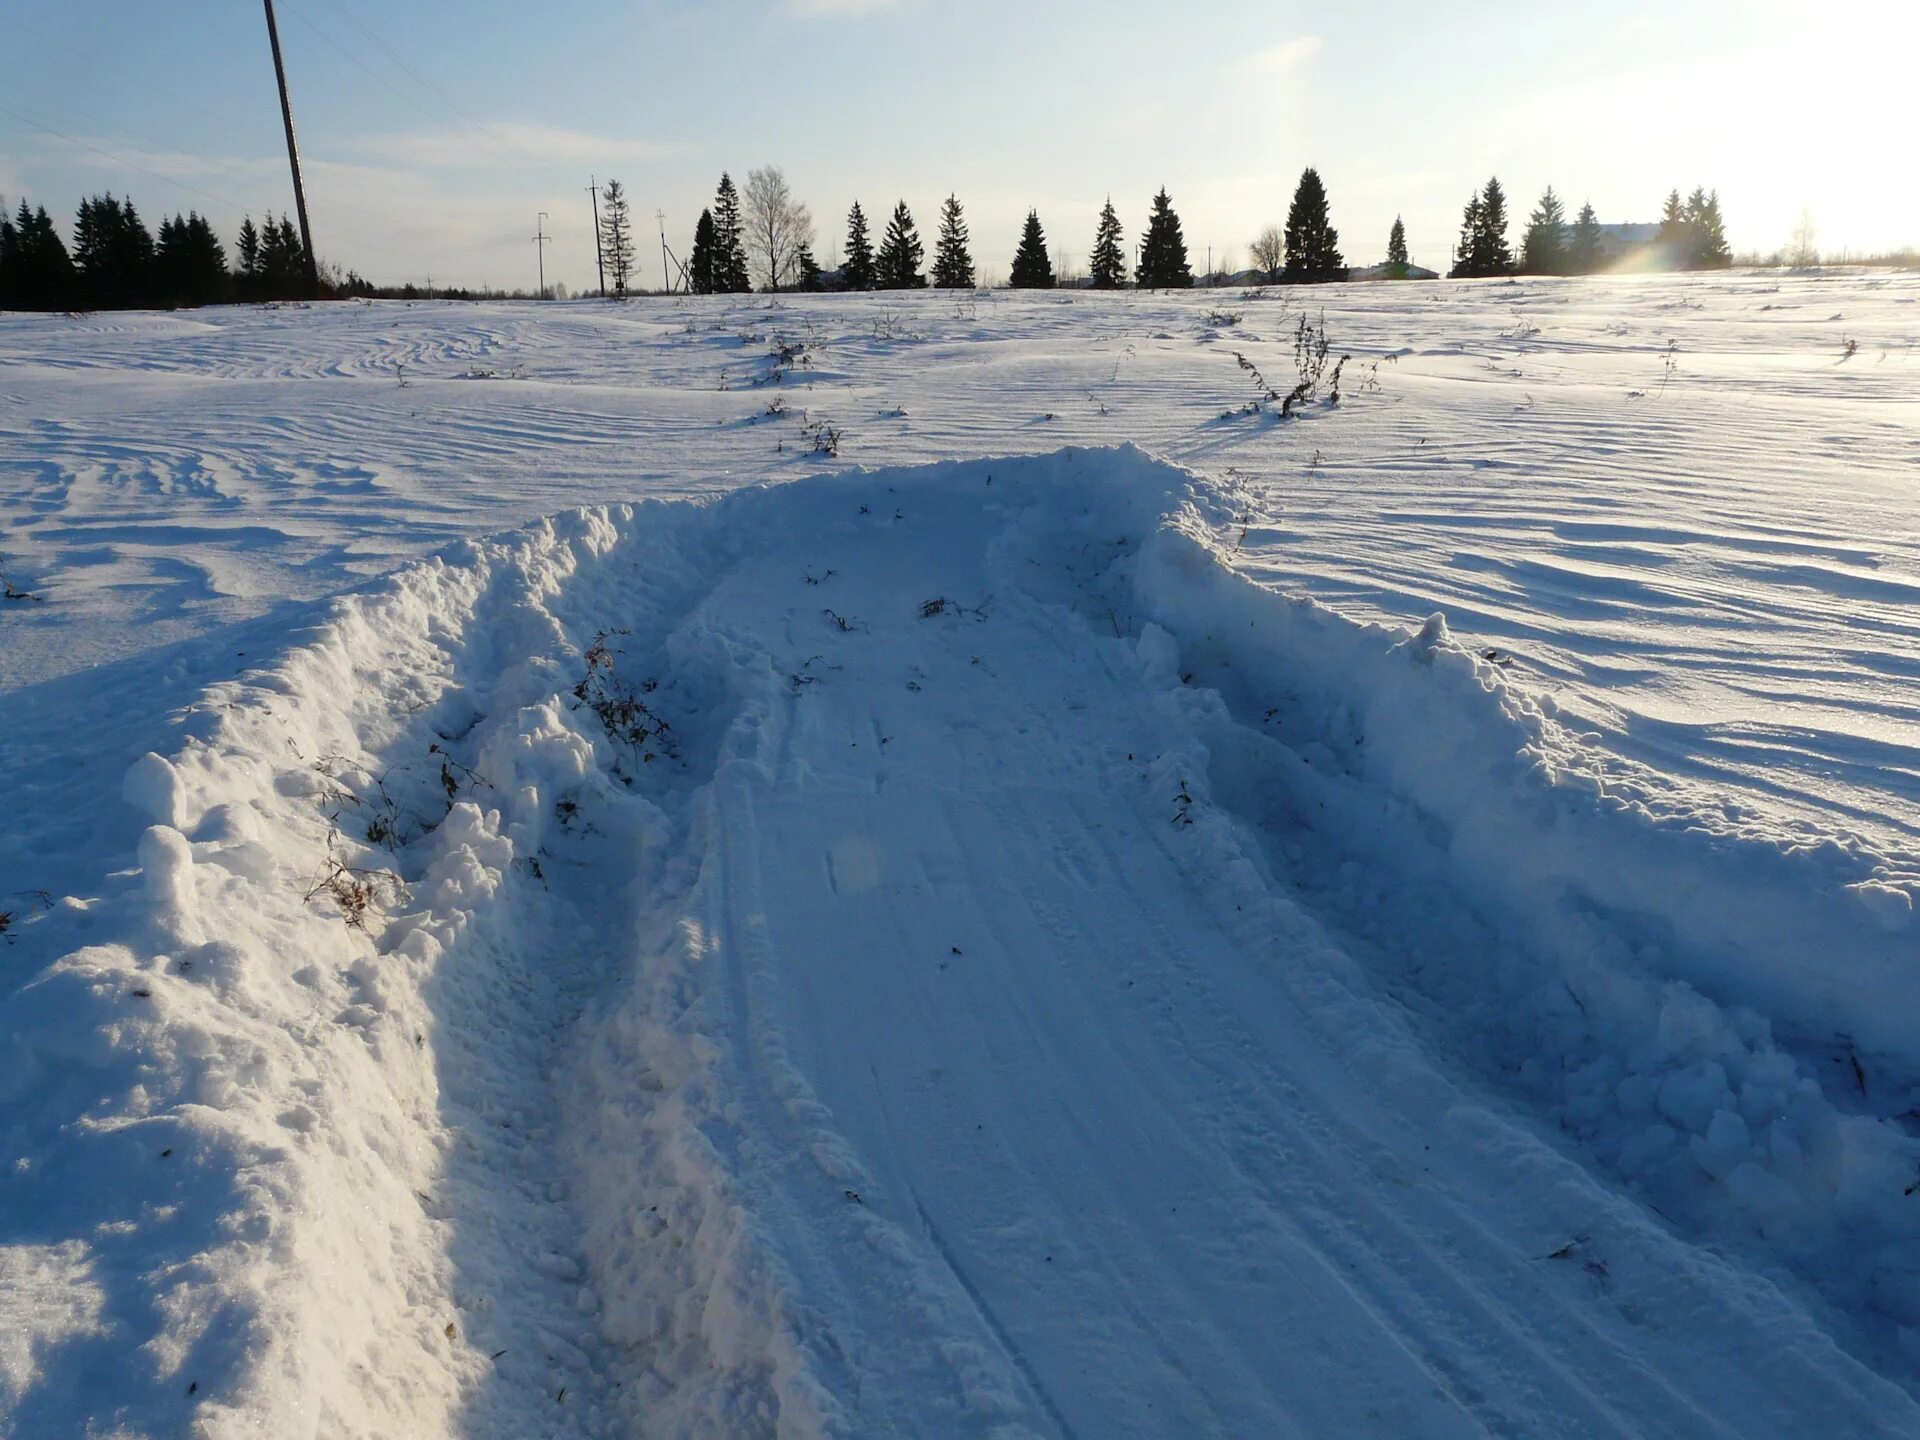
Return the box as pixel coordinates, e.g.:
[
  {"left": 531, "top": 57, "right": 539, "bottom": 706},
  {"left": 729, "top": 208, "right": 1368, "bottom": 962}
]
[{"left": 1239, "top": 36, "right": 1321, "bottom": 74}]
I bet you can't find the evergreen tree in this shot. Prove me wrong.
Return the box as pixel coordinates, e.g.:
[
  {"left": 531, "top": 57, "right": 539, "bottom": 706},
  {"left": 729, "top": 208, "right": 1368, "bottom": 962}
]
[
  {"left": 1089, "top": 197, "right": 1126, "bottom": 289},
  {"left": 1521, "top": 187, "right": 1567, "bottom": 275},
  {"left": 1009, "top": 210, "right": 1055, "bottom": 289},
  {"left": 0, "top": 207, "right": 15, "bottom": 310},
  {"left": 1136, "top": 187, "right": 1192, "bottom": 288},
  {"left": 155, "top": 214, "right": 187, "bottom": 303},
  {"left": 876, "top": 200, "right": 925, "bottom": 289},
  {"left": 73, "top": 194, "right": 156, "bottom": 308},
  {"left": 1386, "top": 215, "right": 1409, "bottom": 278},
  {"left": 152, "top": 211, "right": 228, "bottom": 307},
  {"left": 711, "top": 173, "right": 751, "bottom": 293},
  {"left": 1281, "top": 167, "right": 1344, "bottom": 283},
  {"left": 1450, "top": 178, "right": 1513, "bottom": 278},
  {"left": 688, "top": 208, "right": 717, "bottom": 294},
  {"left": 1568, "top": 201, "right": 1602, "bottom": 275},
  {"left": 1686, "top": 187, "right": 1731, "bottom": 269},
  {"left": 794, "top": 244, "right": 823, "bottom": 292},
  {"left": 1476, "top": 177, "right": 1514, "bottom": 275},
  {"left": 1655, "top": 189, "right": 1688, "bottom": 269},
  {"left": 931, "top": 194, "right": 974, "bottom": 289},
  {"left": 260, "top": 215, "right": 306, "bottom": 299},
  {"left": 26, "top": 204, "right": 74, "bottom": 309},
  {"left": 236, "top": 216, "right": 262, "bottom": 299},
  {"left": 599, "top": 179, "right": 636, "bottom": 294},
  {"left": 842, "top": 201, "right": 876, "bottom": 291}
]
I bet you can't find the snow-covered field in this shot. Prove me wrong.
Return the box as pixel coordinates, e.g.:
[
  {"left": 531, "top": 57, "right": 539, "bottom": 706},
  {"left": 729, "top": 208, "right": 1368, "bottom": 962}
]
[{"left": 1, "top": 272, "right": 1916, "bottom": 1437}]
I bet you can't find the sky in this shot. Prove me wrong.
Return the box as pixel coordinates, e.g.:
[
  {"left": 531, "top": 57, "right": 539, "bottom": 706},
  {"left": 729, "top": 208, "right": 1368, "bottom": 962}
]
[{"left": 0, "top": 0, "right": 1914, "bottom": 291}]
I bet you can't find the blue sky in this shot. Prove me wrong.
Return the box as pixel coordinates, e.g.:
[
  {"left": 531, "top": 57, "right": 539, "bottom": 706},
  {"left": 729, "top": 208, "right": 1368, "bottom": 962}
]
[{"left": 1, "top": 1, "right": 1912, "bottom": 289}]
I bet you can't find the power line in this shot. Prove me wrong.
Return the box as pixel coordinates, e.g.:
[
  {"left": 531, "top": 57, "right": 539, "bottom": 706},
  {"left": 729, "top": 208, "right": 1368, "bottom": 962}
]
[
  {"left": 277, "top": 2, "right": 483, "bottom": 144},
  {"left": 0, "top": 11, "right": 260, "bottom": 137},
  {"left": 0, "top": 98, "right": 252, "bottom": 217},
  {"left": 308, "top": 0, "right": 532, "bottom": 163}
]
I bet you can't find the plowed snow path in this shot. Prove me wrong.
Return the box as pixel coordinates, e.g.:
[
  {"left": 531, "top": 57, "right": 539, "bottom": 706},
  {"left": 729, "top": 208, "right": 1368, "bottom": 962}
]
[
  {"left": 6, "top": 452, "right": 1916, "bottom": 1438},
  {"left": 434, "top": 456, "right": 1910, "bottom": 1436}
]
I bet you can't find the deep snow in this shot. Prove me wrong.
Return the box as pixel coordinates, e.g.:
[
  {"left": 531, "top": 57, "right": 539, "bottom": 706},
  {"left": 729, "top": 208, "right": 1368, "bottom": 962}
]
[{"left": 1, "top": 275, "right": 1917, "bottom": 1437}]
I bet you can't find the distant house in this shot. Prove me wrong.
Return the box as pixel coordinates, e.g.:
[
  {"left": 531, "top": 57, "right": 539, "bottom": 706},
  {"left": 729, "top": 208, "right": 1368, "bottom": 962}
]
[
  {"left": 1591, "top": 222, "right": 1660, "bottom": 266},
  {"left": 1349, "top": 261, "right": 1439, "bottom": 282}
]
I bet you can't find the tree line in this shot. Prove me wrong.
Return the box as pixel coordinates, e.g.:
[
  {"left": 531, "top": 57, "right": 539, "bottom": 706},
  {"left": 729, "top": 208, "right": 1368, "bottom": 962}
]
[
  {"left": 606, "top": 166, "right": 1735, "bottom": 297},
  {"left": 0, "top": 192, "right": 377, "bottom": 310},
  {"left": 2, "top": 168, "right": 1743, "bottom": 312},
  {"left": 1452, "top": 179, "right": 1732, "bottom": 278}
]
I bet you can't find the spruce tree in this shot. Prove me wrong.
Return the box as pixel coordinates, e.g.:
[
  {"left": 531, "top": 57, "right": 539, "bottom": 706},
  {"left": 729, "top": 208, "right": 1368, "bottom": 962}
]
[
  {"left": 1136, "top": 187, "right": 1192, "bottom": 289},
  {"left": 1475, "top": 178, "right": 1514, "bottom": 275},
  {"left": 19, "top": 204, "right": 75, "bottom": 309},
  {"left": 1655, "top": 189, "right": 1688, "bottom": 269},
  {"left": 1522, "top": 187, "right": 1567, "bottom": 275},
  {"left": 117, "top": 198, "right": 156, "bottom": 306},
  {"left": 1386, "top": 215, "right": 1408, "bottom": 278},
  {"left": 72, "top": 194, "right": 155, "bottom": 308},
  {"left": 236, "top": 216, "right": 261, "bottom": 300},
  {"left": 876, "top": 200, "right": 925, "bottom": 289},
  {"left": 599, "top": 179, "right": 636, "bottom": 295},
  {"left": 1089, "top": 198, "right": 1126, "bottom": 289},
  {"left": 155, "top": 215, "right": 188, "bottom": 304},
  {"left": 931, "top": 194, "right": 974, "bottom": 289},
  {"left": 1281, "top": 167, "right": 1344, "bottom": 283},
  {"left": 256, "top": 215, "right": 304, "bottom": 300},
  {"left": 688, "top": 208, "right": 717, "bottom": 294},
  {"left": 1568, "top": 202, "right": 1602, "bottom": 275},
  {"left": 1009, "top": 210, "right": 1054, "bottom": 289},
  {"left": 187, "top": 213, "right": 228, "bottom": 303},
  {"left": 794, "top": 245, "right": 823, "bottom": 291},
  {"left": 0, "top": 208, "right": 18, "bottom": 311},
  {"left": 1452, "top": 179, "right": 1513, "bottom": 278},
  {"left": 711, "top": 174, "right": 751, "bottom": 293},
  {"left": 842, "top": 201, "right": 876, "bottom": 291},
  {"left": 1686, "top": 187, "right": 1731, "bottom": 269}
]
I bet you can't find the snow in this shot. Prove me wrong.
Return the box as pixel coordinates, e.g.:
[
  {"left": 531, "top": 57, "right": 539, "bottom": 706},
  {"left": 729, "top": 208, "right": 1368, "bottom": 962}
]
[{"left": 1, "top": 272, "right": 1918, "bottom": 1437}]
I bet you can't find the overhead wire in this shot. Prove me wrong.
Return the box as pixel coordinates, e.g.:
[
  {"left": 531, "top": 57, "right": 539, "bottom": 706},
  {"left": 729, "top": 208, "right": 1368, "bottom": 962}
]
[
  {"left": 309, "top": 0, "right": 537, "bottom": 164},
  {"left": 0, "top": 98, "right": 253, "bottom": 218}
]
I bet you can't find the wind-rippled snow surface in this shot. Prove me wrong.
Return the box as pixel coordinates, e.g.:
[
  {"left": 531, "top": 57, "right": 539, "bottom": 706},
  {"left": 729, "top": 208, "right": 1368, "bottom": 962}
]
[{"left": 1, "top": 274, "right": 1916, "bottom": 1438}]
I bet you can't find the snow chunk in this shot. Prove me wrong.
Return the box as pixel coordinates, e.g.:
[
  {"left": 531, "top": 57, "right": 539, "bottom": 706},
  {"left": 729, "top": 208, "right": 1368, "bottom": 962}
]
[{"left": 122, "top": 751, "right": 183, "bottom": 827}]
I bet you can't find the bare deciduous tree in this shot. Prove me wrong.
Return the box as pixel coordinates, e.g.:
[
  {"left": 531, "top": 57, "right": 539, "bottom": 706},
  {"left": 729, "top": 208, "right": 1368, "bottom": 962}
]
[
  {"left": 1788, "top": 208, "right": 1818, "bottom": 268},
  {"left": 744, "top": 165, "right": 814, "bottom": 293},
  {"left": 1250, "top": 224, "right": 1284, "bottom": 283}
]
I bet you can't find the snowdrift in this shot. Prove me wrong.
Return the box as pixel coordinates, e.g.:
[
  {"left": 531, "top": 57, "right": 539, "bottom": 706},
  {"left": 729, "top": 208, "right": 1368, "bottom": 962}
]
[{"left": 4, "top": 446, "right": 1916, "bottom": 1437}]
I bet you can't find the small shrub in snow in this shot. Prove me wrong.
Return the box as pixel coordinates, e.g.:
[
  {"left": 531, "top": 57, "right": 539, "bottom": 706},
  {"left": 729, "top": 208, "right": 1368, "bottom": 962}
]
[
  {"left": 802, "top": 418, "right": 841, "bottom": 456},
  {"left": 1282, "top": 311, "right": 1350, "bottom": 416},
  {"left": 304, "top": 831, "right": 403, "bottom": 930},
  {"left": 571, "top": 630, "right": 676, "bottom": 781}
]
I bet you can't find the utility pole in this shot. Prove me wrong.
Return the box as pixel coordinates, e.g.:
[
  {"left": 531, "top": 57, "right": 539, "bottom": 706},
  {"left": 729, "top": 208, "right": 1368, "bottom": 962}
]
[
  {"left": 534, "top": 211, "right": 550, "bottom": 299},
  {"left": 657, "top": 209, "right": 671, "bottom": 294},
  {"left": 587, "top": 176, "right": 606, "bottom": 298},
  {"left": 261, "top": 0, "right": 321, "bottom": 299}
]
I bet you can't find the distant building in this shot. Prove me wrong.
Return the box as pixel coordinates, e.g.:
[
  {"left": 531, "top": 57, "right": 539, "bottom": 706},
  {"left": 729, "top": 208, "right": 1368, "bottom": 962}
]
[
  {"left": 1349, "top": 261, "right": 1440, "bottom": 282},
  {"left": 1591, "top": 222, "right": 1660, "bottom": 265}
]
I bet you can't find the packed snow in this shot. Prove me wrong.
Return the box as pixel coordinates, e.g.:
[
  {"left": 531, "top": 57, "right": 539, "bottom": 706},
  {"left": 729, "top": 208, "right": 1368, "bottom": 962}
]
[{"left": 1, "top": 272, "right": 1916, "bottom": 1438}]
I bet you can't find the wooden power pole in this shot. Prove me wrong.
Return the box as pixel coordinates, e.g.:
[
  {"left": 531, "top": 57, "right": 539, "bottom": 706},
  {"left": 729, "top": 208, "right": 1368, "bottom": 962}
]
[
  {"left": 587, "top": 176, "right": 606, "bottom": 298},
  {"left": 261, "top": 0, "right": 321, "bottom": 299}
]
